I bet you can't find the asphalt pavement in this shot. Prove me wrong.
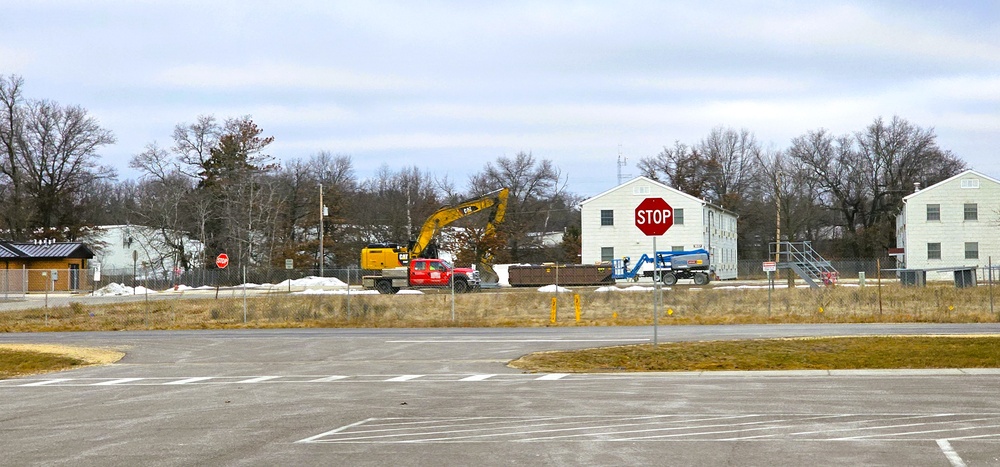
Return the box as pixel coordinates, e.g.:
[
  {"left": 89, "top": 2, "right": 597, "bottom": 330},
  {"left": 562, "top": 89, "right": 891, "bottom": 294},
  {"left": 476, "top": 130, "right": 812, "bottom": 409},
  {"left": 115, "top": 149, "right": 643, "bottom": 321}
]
[{"left": 3, "top": 325, "right": 1000, "bottom": 466}]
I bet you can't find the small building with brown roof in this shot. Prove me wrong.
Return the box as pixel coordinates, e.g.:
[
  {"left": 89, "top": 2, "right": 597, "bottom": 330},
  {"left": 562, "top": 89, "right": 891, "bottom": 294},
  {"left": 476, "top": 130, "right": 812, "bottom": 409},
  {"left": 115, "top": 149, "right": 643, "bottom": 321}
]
[{"left": 0, "top": 241, "right": 95, "bottom": 292}]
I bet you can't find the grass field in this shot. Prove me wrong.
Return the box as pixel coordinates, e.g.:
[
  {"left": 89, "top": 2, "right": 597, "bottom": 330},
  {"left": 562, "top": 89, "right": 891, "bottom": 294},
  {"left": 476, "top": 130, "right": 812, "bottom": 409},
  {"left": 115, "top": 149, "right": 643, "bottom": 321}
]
[{"left": 1, "top": 282, "right": 997, "bottom": 332}]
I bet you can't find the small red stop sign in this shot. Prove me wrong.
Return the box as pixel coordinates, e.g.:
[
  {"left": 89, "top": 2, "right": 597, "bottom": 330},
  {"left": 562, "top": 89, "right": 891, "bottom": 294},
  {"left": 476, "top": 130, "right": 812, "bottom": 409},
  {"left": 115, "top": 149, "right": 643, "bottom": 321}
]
[
  {"left": 216, "top": 253, "right": 230, "bottom": 269},
  {"left": 635, "top": 198, "right": 674, "bottom": 236}
]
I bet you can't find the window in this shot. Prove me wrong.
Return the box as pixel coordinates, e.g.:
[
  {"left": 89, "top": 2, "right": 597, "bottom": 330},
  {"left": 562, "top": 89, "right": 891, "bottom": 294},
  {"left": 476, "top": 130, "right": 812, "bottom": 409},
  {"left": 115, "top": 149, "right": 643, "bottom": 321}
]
[
  {"left": 675, "top": 208, "right": 684, "bottom": 225},
  {"left": 966, "top": 242, "right": 979, "bottom": 260},
  {"left": 671, "top": 246, "right": 685, "bottom": 251},
  {"left": 632, "top": 185, "right": 651, "bottom": 195},
  {"left": 600, "top": 247, "right": 614, "bottom": 263},
  {"left": 927, "top": 243, "right": 941, "bottom": 260},
  {"left": 926, "top": 204, "right": 940, "bottom": 221},
  {"left": 600, "top": 209, "right": 614, "bottom": 226},
  {"left": 964, "top": 203, "right": 978, "bottom": 221},
  {"left": 961, "top": 179, "right": 980, "bottom": 189}
]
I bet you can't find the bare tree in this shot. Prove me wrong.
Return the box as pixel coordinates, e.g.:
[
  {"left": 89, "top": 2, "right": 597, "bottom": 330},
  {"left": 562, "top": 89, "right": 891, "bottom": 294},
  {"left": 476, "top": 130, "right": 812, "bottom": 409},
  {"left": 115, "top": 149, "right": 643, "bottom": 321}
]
[
  {"left": 636, "top": 141, "right": 711, "bottom": 198},
  {"left": 0, "top": 76, "right": 116, "bottom": 238},
  {"left": 698, "top": 126, "right": 761, "bottom": 211},
  {"left": 789, "top": 117, "right": 966, "bottom": 255},
  {"left": 468, "top": 151, "right": 560, "bottom": 262}
]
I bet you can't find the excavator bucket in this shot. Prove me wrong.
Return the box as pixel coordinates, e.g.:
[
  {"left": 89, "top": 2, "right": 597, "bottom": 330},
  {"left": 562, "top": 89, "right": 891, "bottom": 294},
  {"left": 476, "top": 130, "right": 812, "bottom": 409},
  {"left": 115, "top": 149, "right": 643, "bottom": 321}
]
[{"left": 477, "top": 262, "right": 500, "bottom": 287}]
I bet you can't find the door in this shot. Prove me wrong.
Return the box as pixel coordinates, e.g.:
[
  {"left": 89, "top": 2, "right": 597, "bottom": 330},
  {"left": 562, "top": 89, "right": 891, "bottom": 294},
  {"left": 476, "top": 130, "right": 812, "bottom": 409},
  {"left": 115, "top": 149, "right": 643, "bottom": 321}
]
[{"left": 69, "top": 264, "right": 80, "bottom": 290}]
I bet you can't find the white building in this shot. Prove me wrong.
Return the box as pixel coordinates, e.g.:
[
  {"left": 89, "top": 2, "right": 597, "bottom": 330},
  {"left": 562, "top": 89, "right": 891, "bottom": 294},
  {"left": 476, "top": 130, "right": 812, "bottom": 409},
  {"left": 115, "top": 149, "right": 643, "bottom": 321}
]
[
  {"left": 895, "top": 170, "right": 1000, "bottom": 281},
  {"left": 580, "top": 176, "right": 738, "bottom": 280},
  {"left": 88, "top": 225, "right": 204, "bottom": 277}
]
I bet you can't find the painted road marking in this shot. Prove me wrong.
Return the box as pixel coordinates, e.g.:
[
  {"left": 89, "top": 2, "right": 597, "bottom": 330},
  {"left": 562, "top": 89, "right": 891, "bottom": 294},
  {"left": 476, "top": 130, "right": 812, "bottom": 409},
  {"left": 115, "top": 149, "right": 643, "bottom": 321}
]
[
  {"left": 535, "top": 373, "right": 568, "bottom": 380},
  {"left": 385, "top": 375, "right": 424, "bottom": 382},
  {"left": 309, "top": 375, "right": 349, "bottom": 382},
  {"left": 937, "top": 439, "right": 967, "bottom": 467},
  {"left": 19, "top": 378, "right": 73, "bottom": 387},
  {"left": 388, "top": 339, "right": 649, "bottom": 343},
  {"left": 92, "top": 378, "right": 145, "bottom": 386},
  {"left": 459, "top": 374, "right": 496, "bottom": 381},
  {"left": 164, "top": 377, "right": 215, "bottom": 385},
  {"left": 299, "top": 414, "right": 1000, "bottom": 444},
  {"left": 235, "top": 376, "right": 282, "bottom": 384}
]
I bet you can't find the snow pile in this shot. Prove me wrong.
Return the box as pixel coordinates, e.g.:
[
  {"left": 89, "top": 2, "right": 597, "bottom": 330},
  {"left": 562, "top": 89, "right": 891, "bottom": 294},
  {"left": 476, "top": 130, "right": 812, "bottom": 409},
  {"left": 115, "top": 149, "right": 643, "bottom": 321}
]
[
  {"left": 594, "top": 285, "right": 656, "bottom": 292},
  {"left": 292, "top": 288, "right": 378, "bottom": 295},
  {"left": 275, "top": 276, "right": 347, "bottom": 288},
  {"left": 91, "top": 283, "right": 131, "bottom": 296},
  {"left": 537, "top": 284, "right": 572, "bottom": 293},
  {"left": 91, "top": 283, "right": 157, "bottom": 296}
]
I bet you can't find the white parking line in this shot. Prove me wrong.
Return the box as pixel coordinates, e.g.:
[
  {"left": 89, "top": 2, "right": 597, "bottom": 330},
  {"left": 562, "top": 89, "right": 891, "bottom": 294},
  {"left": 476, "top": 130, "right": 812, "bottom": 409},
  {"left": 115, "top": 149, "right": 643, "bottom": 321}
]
[
  {"left": 459, "top": 374, "right": 496, "bottom": 381},
  {"left": 92, "top": 378, "right": 145, "bottom": 386},
  {"left": 235, "top": 376, "right": 282, "bottom": 384},
  {"left": 937, "top": 439, "right": 967, "bottom": 467},
  {"left": 164, "top": 377, "right": 215, "bottom": 385},
  {"left": 388, "top": 339, "right": 649, "bottom": 343},
  {"left": 535, "top": 374, "right": 568, "bottom": 380},
  {"left": 309, "top": 375, "right": 349, "bottom": 382},
  {"left": 19, "top": 378, "right": 73, "bottom": 387},
  {"left": 296, "top": 418, "right": 377, "bottom": 444},
  {"left": 385, "top": 375, "right": 424, "bottom": 382}
]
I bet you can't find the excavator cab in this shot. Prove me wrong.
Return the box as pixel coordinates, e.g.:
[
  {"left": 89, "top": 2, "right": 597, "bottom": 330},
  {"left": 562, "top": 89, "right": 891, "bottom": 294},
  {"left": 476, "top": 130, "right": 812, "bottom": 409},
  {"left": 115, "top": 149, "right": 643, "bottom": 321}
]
[{"left": 360, "top": 243, "right": 409, "bottom": 270}]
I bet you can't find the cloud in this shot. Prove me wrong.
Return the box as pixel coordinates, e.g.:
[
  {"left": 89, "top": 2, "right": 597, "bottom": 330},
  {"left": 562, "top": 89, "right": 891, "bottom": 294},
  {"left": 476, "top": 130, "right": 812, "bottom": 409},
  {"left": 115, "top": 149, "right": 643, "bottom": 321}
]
[{"left": 154, "top": 62, "right": 427, "bottom": 92}]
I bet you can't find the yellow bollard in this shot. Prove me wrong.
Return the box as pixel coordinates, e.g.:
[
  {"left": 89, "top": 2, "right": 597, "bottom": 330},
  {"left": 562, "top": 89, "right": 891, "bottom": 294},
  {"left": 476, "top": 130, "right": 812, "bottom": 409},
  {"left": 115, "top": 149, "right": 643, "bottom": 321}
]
[
  {"left": 574, "top": 294, "right": 581, "bottom": 322},
  {"left": 551, "top": 297, "right": 557, "bottom": 323}
]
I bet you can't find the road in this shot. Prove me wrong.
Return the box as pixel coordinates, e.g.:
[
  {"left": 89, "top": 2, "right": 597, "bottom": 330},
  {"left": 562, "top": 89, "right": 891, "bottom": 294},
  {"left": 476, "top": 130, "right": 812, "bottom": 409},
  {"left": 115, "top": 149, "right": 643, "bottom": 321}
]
[{"left": 2, "top": 324, "right": 1000, "bottom": 466}]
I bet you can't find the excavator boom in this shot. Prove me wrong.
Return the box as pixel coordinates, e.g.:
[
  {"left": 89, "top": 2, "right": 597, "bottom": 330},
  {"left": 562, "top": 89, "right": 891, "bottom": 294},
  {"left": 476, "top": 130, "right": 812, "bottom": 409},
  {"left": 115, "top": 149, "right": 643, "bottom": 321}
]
[
  {"left": 410, "top": 188, "right": 509, "bottom": 259},
  {"left": 360, "top": 188, "right": 510, "bottom": 274}
]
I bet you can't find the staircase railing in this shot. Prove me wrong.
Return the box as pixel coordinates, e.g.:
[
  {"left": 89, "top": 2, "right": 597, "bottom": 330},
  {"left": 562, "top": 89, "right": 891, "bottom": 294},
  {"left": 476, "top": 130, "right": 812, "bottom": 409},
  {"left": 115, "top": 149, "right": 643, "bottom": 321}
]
[{"left": 768, "top": 241, "right": 839, "bottom": 288}]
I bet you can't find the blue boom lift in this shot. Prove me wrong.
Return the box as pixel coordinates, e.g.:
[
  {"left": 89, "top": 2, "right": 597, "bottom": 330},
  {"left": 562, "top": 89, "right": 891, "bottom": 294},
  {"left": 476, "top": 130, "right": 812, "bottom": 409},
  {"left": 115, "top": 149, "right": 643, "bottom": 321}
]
[{"left": 611, "top": 249, "right": 713, "bottom": 285}]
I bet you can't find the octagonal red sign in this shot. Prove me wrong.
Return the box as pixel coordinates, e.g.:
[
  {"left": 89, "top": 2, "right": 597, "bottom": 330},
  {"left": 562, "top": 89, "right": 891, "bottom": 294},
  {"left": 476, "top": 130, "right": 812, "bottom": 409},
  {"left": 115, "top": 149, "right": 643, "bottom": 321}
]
[
  {"left": 635, "top": 197, "right": 674, "bottom": 236},
  {"left": 216, "top": 253, "right": 230, "bottom": 269}
]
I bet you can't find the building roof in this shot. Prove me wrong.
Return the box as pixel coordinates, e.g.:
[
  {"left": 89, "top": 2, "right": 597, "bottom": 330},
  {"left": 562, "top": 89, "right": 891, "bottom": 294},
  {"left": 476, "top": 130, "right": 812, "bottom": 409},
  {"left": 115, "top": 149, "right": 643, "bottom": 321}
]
[
  {"left": 0, "top": 241, "right": 95, "bottom": 259},
  {"left": 902, "top": 169, "right": 1000, "bottom": 202},
  {"left": 580, "top": 176, "right": 737, "bottom": 216}
]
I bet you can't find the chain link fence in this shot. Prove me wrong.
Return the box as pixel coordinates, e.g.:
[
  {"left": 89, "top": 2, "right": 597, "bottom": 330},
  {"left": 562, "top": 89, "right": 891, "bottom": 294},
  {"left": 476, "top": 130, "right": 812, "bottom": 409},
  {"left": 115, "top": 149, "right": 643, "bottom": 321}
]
[{"left": 737, "top": 257, "right": 899, "bottom": 280}]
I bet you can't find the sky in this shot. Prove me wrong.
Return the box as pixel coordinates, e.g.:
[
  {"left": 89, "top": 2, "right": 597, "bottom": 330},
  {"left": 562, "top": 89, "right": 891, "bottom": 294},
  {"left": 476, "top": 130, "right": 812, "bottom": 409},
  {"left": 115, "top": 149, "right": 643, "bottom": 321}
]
[{"left": 2, "top": 1, "right": 998, "bottom": 198}]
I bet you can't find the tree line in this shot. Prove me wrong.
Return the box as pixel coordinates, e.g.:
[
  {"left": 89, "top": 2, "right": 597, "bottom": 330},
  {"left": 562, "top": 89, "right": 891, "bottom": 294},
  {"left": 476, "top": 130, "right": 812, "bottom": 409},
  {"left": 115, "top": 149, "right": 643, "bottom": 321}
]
[{"left": 1, "top": 75, "right": 970, "bottom": 272}]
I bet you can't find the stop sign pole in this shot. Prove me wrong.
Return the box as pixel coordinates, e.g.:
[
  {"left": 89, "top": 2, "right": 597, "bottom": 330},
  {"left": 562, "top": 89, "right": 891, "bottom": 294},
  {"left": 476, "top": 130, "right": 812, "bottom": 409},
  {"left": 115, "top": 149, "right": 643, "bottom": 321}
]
[{"left": 635, "top": 198, "right": 674, "bottom": 346}]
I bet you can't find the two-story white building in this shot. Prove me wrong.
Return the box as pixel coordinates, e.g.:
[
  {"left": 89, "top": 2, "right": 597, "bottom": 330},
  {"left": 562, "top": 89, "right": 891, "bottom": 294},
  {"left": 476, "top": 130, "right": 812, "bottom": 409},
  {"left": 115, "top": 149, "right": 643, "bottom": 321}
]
[
  {"left": 895, "top": 170, "right": 1000, "bottom": 281},
  {"left": 580, "top": 176, "right": 738, "bottom": 280}
]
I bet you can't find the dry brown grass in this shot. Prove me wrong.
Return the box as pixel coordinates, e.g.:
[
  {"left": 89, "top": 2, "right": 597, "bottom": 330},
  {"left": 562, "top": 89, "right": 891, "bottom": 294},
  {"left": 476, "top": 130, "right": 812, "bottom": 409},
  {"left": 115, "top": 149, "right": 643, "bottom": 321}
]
[
  {"left": 0, "top": 283, "right": 997, "bottom": 332},
  {"left": 0, "top": 344, "right": 125, "bottom": 378},
  {"left": 509, "top": 336, "right": 1000, "bottom": 373}
]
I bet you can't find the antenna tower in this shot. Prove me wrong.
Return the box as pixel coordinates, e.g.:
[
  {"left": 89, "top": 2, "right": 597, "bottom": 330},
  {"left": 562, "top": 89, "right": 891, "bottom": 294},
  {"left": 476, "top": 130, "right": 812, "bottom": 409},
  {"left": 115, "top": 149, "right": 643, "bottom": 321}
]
[{"left": 616, "top": 145, "right": 631, "bottom": 185}]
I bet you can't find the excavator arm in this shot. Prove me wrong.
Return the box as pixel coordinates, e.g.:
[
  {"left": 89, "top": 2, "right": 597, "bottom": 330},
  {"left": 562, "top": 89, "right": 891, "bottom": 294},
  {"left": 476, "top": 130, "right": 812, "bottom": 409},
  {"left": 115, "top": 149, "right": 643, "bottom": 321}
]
[
  {"left": 410, "top": 187, "right": 509, "bottom": 259},
  {"left": 360, "top": 188, "right": 509, "bottom": 274}
]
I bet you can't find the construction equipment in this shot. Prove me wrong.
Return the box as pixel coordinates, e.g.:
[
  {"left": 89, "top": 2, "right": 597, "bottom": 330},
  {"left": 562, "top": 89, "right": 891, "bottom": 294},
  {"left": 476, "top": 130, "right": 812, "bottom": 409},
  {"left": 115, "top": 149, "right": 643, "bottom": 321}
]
[
  {"left": 611, "top": 249, "right": 713, "bottom": 285},
  {"left": 360, "top": 188, "right": 509, "bottom": 282},
  {"left": 362, "top": 257, "right": 479, "bottom": 294}
]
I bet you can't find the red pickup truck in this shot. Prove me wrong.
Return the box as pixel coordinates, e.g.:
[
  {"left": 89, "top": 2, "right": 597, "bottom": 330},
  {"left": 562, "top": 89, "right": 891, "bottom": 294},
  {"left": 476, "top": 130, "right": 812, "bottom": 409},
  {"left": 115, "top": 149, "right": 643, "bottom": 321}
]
[{"left": 362, "top": 258, "right": 481, "bottom": 294}]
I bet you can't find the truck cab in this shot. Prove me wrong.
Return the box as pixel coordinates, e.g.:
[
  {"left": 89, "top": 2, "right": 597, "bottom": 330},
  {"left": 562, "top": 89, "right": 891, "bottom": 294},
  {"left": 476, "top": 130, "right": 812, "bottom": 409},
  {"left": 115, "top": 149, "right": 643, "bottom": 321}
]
[{"left": 363, "top": 258, "right": 481, "bottom": 294}]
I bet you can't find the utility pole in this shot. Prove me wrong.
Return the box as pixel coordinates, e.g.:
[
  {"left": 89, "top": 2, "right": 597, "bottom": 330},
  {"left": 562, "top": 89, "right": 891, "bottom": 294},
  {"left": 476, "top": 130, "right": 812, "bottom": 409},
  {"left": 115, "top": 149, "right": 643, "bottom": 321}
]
[{"left": 319, "top": 183, "right": 324, "bottom": 277}]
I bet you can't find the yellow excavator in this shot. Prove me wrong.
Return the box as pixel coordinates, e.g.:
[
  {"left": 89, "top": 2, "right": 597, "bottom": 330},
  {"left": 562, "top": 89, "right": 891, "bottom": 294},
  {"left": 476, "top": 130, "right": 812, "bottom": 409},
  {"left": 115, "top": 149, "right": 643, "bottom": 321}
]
[{"left": 360, "top": 187, "right": 509, "bottom": 283}]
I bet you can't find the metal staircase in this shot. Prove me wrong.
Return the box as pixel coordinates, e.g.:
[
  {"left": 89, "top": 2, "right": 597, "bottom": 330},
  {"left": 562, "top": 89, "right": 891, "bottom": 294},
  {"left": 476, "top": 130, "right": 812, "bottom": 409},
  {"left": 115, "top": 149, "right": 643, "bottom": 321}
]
[{"left": 769, "top": 241, "right": 839, "bottom": 288}]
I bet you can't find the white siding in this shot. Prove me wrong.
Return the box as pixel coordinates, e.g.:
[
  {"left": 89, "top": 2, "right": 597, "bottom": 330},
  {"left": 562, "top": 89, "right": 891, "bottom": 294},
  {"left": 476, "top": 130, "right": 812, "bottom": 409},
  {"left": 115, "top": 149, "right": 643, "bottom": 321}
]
[
  {"left": 896, "top": 170, "right": 1000, "bottom": 281},
  {"left": 581, "top": 176, "right": 738, "bottom": 280}
]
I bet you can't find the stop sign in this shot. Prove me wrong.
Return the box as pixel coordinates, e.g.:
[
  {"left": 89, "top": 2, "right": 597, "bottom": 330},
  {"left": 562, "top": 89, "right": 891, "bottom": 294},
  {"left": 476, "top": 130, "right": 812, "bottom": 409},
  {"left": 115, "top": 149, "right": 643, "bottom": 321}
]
[
  {"left": 215, "top": 253, "right": 229, "bottom": 269},
  {"left": 635, "top": 197, "right": 674, "bottom": 236}
]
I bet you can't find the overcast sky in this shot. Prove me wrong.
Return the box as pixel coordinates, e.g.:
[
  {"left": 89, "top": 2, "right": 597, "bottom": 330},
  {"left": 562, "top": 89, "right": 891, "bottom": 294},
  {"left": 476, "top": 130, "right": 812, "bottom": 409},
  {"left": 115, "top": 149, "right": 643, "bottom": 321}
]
[{"left": 3, "top": 1, "right": 998, "bottom": 197}]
